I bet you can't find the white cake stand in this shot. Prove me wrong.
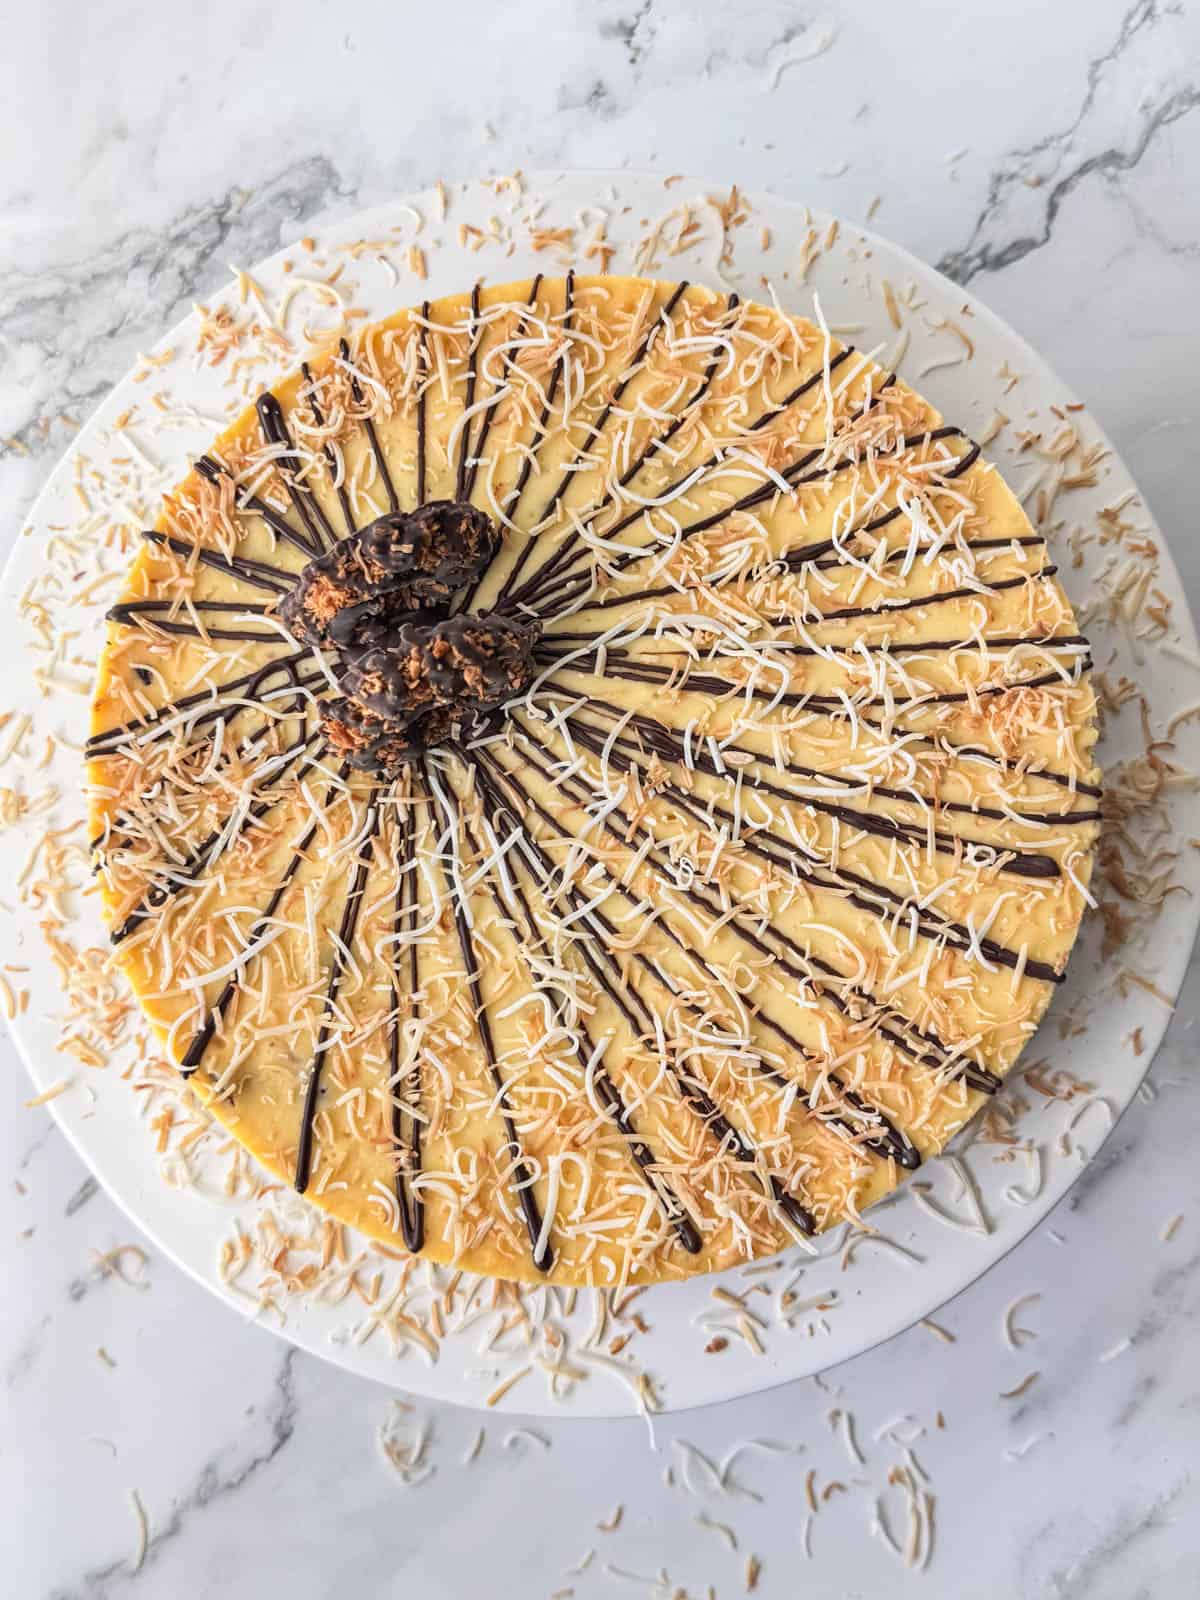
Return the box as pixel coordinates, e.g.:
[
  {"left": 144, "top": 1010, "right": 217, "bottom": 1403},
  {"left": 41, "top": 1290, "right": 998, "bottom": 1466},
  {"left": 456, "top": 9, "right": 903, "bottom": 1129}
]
[{"left": 3, "top": 171, "right": 1195, "bottom": 1415}]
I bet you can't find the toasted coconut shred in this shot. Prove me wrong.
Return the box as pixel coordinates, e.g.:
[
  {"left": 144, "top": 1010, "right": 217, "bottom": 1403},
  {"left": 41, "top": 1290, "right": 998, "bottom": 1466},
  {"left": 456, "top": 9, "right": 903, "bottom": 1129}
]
[{"left": 4, "top": 176, "right": 1197, "bottom": 1580}]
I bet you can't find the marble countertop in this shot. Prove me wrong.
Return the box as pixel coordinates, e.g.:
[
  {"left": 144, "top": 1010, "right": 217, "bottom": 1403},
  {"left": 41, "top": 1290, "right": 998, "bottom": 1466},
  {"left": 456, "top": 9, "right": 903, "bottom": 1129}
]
[{"left": 3, "top": 1, "right": 1199, "bottom": 1594}]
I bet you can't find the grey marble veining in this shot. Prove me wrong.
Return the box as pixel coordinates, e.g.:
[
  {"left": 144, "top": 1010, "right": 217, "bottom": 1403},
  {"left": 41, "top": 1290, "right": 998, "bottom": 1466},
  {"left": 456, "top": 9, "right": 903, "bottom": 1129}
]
[{"left": 3, "top": 1, "right": 1199, "bottom": 1595}]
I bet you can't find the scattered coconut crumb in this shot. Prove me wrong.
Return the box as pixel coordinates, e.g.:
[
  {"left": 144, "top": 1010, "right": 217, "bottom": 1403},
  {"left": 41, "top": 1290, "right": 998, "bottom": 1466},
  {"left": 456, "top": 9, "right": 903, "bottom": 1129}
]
[{"left": 129, "top": 1490, "right": 148, "bottom": 1574}]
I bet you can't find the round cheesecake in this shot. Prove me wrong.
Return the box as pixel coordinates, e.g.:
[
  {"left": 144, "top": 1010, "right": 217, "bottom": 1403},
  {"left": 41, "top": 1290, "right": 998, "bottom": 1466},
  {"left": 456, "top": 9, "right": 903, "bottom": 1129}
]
[{"left": 87, "top": 275, "right": 1100, "bottom": 1287}]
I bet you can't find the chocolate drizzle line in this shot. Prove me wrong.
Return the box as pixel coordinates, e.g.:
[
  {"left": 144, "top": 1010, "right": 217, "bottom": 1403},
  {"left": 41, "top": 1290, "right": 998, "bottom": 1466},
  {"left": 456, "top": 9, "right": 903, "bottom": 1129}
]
[
  {"left": 854, "top": 714, "right": 1102, "bottom": 802},
  {"left": 462, "top": 275, "right": 543, "bottom": 508},
  {"left": 106, "top": 598, "right": 281, "bottom": 642},
  {"left": 390, "top": 794, "right": 425, "bottom": 1251},
  {"left": 489, "top": 272, "right": 577, "bottom": 608},
  {"left": 504, "top": 734, "right": 1012, "bottom": 1107},
  {"left": 110, "top": 732, "right": 322, "bottom": 945},
  {"left": 462, "top": 774, "right": 703, "bottom": 1254},
  {"left": 475, "top": 754, "right": 818, "bottom": 1235},
  {"left": 92, "top": 667, "right": 314, "bottom": 858},
  {"left": 676, "top": 768, "right": 1063, "bottom": 982},
  {"left": 559, "top": 704, "right": 1062, "bottom": 879},
  {"left": 540, "top": 649, "right": 1092, "bottom": 719},
  {"left": 540, "top": 628, "right": 1089, "bottom": 668},
  {"left": 108, "top": 599, "right": 270, "bottom": 619},
  {"left": 589, "top": 890, "right": 917, "bottom": 1166},
  {"left": 513, "top": 708, "right": 1061, "bottom": 985},
  {"left": 428, "top": 762, "right": 552, "bottom": 1271},
  {"left": 416, "top": 301, "right": 431, "bottom": 507},
  {"left": 340, "top": 337, "right": 399, "bottom": 513},
  {"left": 180, "top": 771, "right": 344, "bottom": 1078},
  {"left": 518, "top": 386, "right": 916, "bottom": 614},
  {"left": 522, "top": 414, "right": 977, "bottom": 616},
  {"left": 485, "top": 739, "right": 919, "bottom": 1163},
  {"left": 517, "top": 358, "right": 897, "bottom": 614},
  {"left": 681, "top": 872, "right": 1002, "bottom": 1094},
  {"left": 294, "top": 790, "right": 382, "bottom": 1193},
  {"left": 139, "top": 527, "right": 293, "bottom": 596},
  {"left": 464, "top": 768, "right": 704, "bottom": 1254},
  {"left": 503, "top": 731, "right": 997, "bottom": 1092},
  {"left": 811, "top": 529, "right": 1044, "bottom": 576},
  {"left": 193, "top": 455, "right": 323, "bottom": 565},
  {"left": 301, "top": 361, "right": 356, "bottom": 537},
  {"left": 531, "top": 280, "right": 690, "bottom": 532},
  {"left": 106, "top": 612, "right": 290, "bottom": 645},
  {"left": 86, "top": 647, "right": 320, "bottom": 758},
  {"left": 254, "top": 393, "right": 336, "bottom": 554},
  {"left": 503, "top": 301, "right": 829, "bottom": 610},
  {"left": 616, "top": 413, "right": 957, "bottom": 552},
  {"left": 523, "top": 728, "right": 999, "bottom": 1088},
  {"left": 455, "top": 283, "right": 483, "bottom": 504},
  {"left": 745, "top": 450, "right": 1004, "bottom": 577},
  {"left": 573, "top": 694, "right": 1098, "bottom": 827},
  {"left": 517, "top": 287, "right": 740, "bottom": 604},
  {"left": 571, "top": 558, "right": 1054, "bottom": 623},
  {"left": 607, "top": 802, "right": 998, "bottom": 1094},
  {"left": 100, "top": 671, "right": 326, "bottom": 772},
  {"left": 452, "top": 277, "right": 548, "bottom": 619}
]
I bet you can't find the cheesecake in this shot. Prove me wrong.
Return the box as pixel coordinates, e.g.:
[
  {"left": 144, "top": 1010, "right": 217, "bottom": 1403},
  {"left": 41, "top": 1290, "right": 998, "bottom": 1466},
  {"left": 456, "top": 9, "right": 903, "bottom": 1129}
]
[{"left": 87, "top": 275, "right": 1100, "bottom": 1286}]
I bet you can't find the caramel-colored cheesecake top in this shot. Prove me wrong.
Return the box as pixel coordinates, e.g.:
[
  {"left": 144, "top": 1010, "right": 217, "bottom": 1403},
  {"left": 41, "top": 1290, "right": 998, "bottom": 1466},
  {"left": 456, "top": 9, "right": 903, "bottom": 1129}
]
[{"left": 88, "top": 275, "right": 1100, "bottom": 1287}]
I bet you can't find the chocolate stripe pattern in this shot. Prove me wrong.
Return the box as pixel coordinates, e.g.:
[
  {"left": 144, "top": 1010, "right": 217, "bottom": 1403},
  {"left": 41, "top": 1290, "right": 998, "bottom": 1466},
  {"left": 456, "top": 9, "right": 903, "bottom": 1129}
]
[{"left": 87, "top": 275, "right": 1101, "bottom": 1286}]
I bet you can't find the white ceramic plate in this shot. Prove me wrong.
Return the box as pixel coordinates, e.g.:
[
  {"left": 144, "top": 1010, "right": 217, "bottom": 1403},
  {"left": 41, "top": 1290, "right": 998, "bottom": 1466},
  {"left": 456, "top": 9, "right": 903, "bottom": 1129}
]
[{"left": 3, "top": 171, "right": 1196, "bottom": 1416}]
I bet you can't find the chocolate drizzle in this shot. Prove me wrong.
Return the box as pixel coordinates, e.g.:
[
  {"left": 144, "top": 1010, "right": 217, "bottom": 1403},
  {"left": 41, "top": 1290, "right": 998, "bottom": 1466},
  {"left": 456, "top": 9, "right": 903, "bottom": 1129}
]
[
  {"left": 301, "top": 360, "right": 356, "bottom": 537},
  {"left": 110, "top": 732, "right": 322, "bottom": 945},
  {"left": 104, "top": 603, "right": 287, "bottom": 644},
  {"left": 489, "top": 272, "right": 577, "bottom": 607},
  {"left": 572, "top": 562, "right": 1057, "bottom": 622},
  {"left": 389, "top": 796, "right": 425, "bottom": 1251},
  {"left": 512, "top": 708, "right": 1063, "bottom": 985},
  {"left": 462, "top": 275, "right": 542, "bottom": 508},
  {"left": 253, "top": 394, "right": 336, "bottom": 554},
  {"left": 539, "top": 646, "right": 1091, "bottom": 719},
  {"left": 517, "top": 357, "right": 902, "bottom": 614},
  {"left": 193, "top": 454, "right": 322, "bottom": 564},
  {"left": 523, "top": 414, "right": 976, "bottom": 616},
  {"left": 86, "top": 648, "right": 321, "bottom": 759},
  {"left": 180, "top": 772, "right": 343, "bottom": 1078},
  {"left": 139, "top": 526, "right": 293, "bottom": 596},
  {"left": 474, "top": 756, "right": 818, "bottom": 1235},
  {"left": 107, "top": 599, "right": 270, "bottom": 620},
  {"left": 455, "top": 283, "right": 483, "bottom": 504},
  {"left": 453, "top": 276, "right": 547, "bottom": 618},
  {"left": 430, "top": 766, "right": 552, "bottom": 1270},
  {"left": 531, "top": 279, "right": 689, "bottom": 532},
  {"left": 559, "top": 705, "right": 1063, "bottom": 879},
  {"left": 504, "top": 299, "right": 829, "bottom": 611},
  {"left": 341, "top": 337, "right": 399, "bottom": 513},
  {"left": 93, "top": 274, "right": 1101, "bottom": 1277},
  {"left": 504, "top": 732, "right": 1000, "bottom": 1093},
  {"left": 575, "top": 694, "right": 1098, "bottom": 828},
  {"left": 485, "top": 737, "right": 921, "bottom": 1159},
  {"left": 540, "top": 629, "right": 1088, "bottom": 666},
  {"left": 464, "top": 777, "right": 703, "bottom": 1254},
  {"left": 294, "top": 792, "right": 381, "bottom": 1193},
  {"left": 416, "top": 301, "right": 430, "bottom": 506},
  {"left": 106, "top": 598, "right": 281, "bottom": 645}
]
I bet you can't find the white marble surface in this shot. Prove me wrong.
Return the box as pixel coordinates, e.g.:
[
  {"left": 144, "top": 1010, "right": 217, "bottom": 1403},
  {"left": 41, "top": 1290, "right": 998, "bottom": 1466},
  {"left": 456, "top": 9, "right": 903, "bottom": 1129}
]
[{"left": 3, "top": 1, "right": 1199, "bottom": 1594}]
